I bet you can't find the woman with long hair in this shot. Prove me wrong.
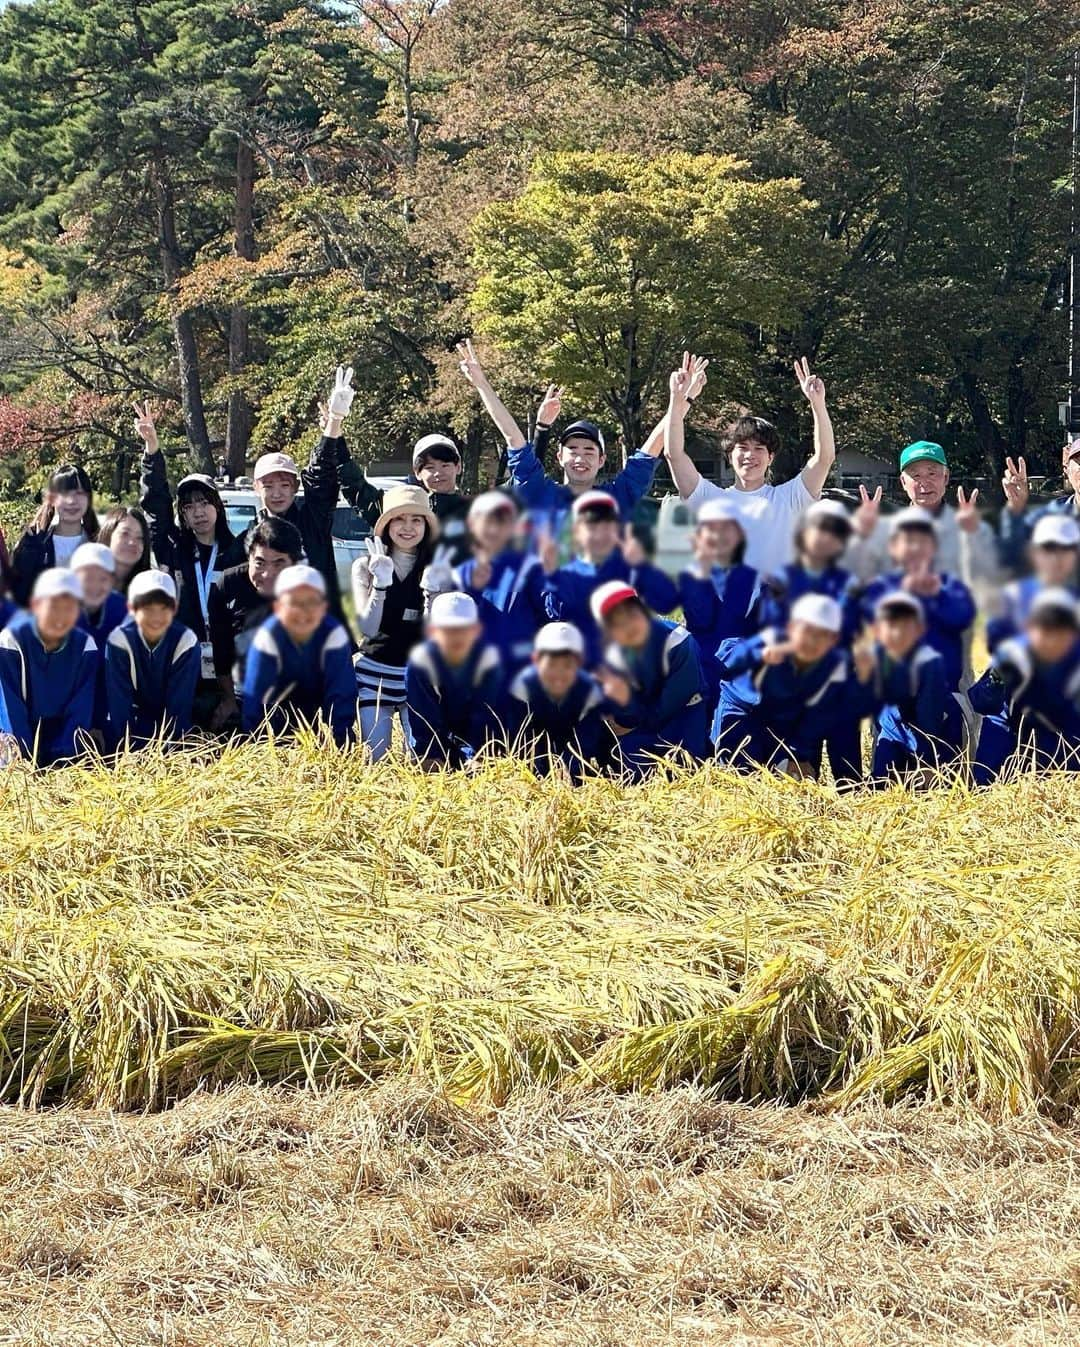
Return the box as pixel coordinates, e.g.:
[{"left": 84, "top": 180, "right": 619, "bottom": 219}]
[{"left": 10, "top": 464, "right": 99, "bottom": 606}]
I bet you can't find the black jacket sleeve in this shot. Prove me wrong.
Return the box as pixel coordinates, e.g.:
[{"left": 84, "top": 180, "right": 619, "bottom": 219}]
[
  {"left": 9, "top": 528, "right": 52, "bottom": 606},
  {"left": 138, "top": 450, "right": 180, "bottom": 571},
  {"left": 335, "top": 437, "right": 384, "bottom": 529},
  {"left": 300, "top": 435, "right": 341, "bottom": 540}
]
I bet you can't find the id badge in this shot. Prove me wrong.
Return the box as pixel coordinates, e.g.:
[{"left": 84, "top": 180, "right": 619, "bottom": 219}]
[{"left": 200, "top": 641, "right": 216, "bottom": 680}]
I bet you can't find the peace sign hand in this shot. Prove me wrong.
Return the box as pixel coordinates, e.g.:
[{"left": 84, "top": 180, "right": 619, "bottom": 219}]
[
  {"left": 620, "top": 524, "right": 646, "bottom": 569},
  {"left": 132, "top": 400, "right": 158, "bottom": 454},
  {"left": 685, "top": 352, "right": 709, "bottom": 402},
  {"left": 456, "top": 339, "right": 486, "bottom": 389},
  {"left": 365, "top": 534, "right": 394, "bottom": 589},
  {"left": 328, "top": 365, "right": 355, "bottom": 419},
  {"left": 421, "top": 544, "right": 456, "bottom": 596},
  {"left": 794, "top": 356, "right": 826, "bottom": 406},
  {"left": 853, "top": 484, "right": 882, "bottom": 538},
  {"left": 956, "top": 486, "right": 980, "bottom": 535},
  {"left": 537, "top": 383, "right": 562, "bottom": 429},
  {"left": 1001, "top": 457, "right": 1029, "bottom": 515},
  {"left": 537, "top": 524, "right": 560, "bottom": 575}
]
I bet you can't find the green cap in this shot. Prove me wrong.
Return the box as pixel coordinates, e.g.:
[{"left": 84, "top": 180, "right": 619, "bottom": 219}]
[{"left": 899, "top": 440, "right": 947, "bottom": 472}]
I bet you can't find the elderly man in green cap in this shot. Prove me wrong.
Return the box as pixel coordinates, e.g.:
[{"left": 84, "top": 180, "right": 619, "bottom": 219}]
[{"left": 846, "top": 440, "right": 999, "bottom": 597}]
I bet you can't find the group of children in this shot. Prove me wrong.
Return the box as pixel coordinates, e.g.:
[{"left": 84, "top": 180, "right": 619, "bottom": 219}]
[{"left": 0, "top": 352, "right": 1078, "bottom": 786}]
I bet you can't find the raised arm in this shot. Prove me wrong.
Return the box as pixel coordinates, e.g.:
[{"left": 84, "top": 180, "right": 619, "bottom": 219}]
[
  {"left": 663, "top": 352, "right": 709, "bottom": 499},
  {"left": 457, "top": 340, "right": 526, "bottom": 449},
  {"left": 794, "top": 356, "right": 835, "bottom": 499}
]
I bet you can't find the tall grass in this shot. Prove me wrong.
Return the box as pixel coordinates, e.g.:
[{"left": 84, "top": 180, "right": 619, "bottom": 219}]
[{"left": 0, "top": 737, "right": 1078, "bottom": 1114}]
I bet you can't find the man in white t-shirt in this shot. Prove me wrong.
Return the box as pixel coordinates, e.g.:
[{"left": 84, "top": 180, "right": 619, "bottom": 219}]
[{"left": 663, "top": 355, "right": 836, "bottom": 578}]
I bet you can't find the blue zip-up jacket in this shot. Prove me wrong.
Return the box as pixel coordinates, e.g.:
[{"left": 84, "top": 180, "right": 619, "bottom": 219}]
[
  {"left": 104, "top": 616, "right": 201, "bottom": 750},
  {"left": 78, "top": 591, "right": 129, "bottom": 734},
  {"left": 998, "top": 496, "right": 1080, "bottom": 572},
  {"left": 714, "top": 630, "right": 851, "bottom": 767},
  {"left": 242, "top": 613, "right": 356, "bottom": 746},
  {"left": 456, "top": 550, "right": 548, "bottom": 672},
  {"left": 505, "top": 436, "right": 658, "bottom": 537},
  {"left": 858, "top": 572, "right": 975, "bottom": 691},
  {"left": 856, "top": 641, "right": 953, "bottom": 763},
  {"left": 0, "top": 618, "right": 98, "bottom": 764},
  {"left": 677, "top": 562, "right": 760, "bottom": 695},
  {"left": 602, "top": 619, "right": 709, "bottom": 752},
  {"left": 505, "top": 666, "right": 607, "bottom": 779},
  {"left": 986, "top": 578, "right": 1080, "bottom": 653},
  {"left": 0, "top": 598, "right": 19, "bottom": 631},
  {"left": 969, "top": 636, "right": 1080, "bottom": 740},
  {"left": 758, "top": 562, "right": 859, "bottom": 645},
  {"left": 405, "top": 638, "right": 505, "bottom": 766},
  {"left": 543, "top": 553, "right": 678, "bottom": 666}
]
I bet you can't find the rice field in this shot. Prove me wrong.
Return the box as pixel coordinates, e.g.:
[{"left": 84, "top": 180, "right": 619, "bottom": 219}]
[{"left": 1, "top": 738, "right": 1079, "bottom": 1116}]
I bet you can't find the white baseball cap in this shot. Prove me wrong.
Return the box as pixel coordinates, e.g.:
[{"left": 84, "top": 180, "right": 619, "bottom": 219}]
[
  {"left": 534, "top": 622, "right": 585, "bottom": 658},
  {"left": 695, "top": 499, "right": 744, "bottom": 528},
  {"left": 468, "top": 490, "right": 518, "bottom": 522},
  {"left": 789, "top": 593, "right": 843, "bottom": 634},
  {"left": 805, "top": 498, "right": 852, "bottom": 528},
  {"left": 253, "top": 452, "right": 300, "bottom": 483},
  {"left": 428, "top": 591, "right": 478, "bottom": 628},
  {"left": 128, "top": 569, "right": 178, "bottom": 604},
  {"left": 70, "top": 542, "right": 116, "bottom": 574},
  {"left": 412, "top": 433, "right": 460, "bottom": 467},
  {"left": 1030, "top": 587, "right": 1080, "bottom": 624},
  {"left": 873, "top": 590, "right": 925, "bottom": 623},
  {"left": 32, "top": 568, "right": 83, "bottom": 603},
  {"left": 889, "top": 505, "right": 938, "bottom": 535},
  {"left": 274, "top": 564, "right": 326, "bottom": 598},
  {"left": 1032, "top": 515, "right": 1080, "bottom": 549}
]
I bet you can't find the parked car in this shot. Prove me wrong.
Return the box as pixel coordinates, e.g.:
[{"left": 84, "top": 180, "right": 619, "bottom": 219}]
[{"left": 218, "top": 478, "right": 404, "bottom": 593}]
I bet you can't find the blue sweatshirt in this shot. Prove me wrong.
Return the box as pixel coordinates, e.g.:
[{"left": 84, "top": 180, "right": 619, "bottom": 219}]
[
  {"left": 998, "top": 496, "right": 1080, "bottom": 572},
  {"left": 714, "top": 630, "right": 851, "bottom": 767},
  {"left": 456, "top": 550, "right": 548, "bottom": 671},
  {"left": 505, "top": 439, "right": 658, "bottom": 536},
  {"left": 986, "top": 578, "right": 1080, "bottom": 653},
  {"left": 759, "top": 562, "right": 859, "bottom": 644},
  {"left": 602, "top": 618, "right": 710, "bottom": 755},
  {"left": 78, "top": 591, "right": 129, "bottom": 735},
  {"left": 242, "top": 614, "right": 356, "bottom": 746},
  {"left": 969, "top": 636, "right": 1080, "bottom": 745},
  {"left": 543, "top": 553, "right": 678, "bottom": 666},
  {"left": 505, "top": 666, "right": 607, "bottom": 779},
  {"left": 677, "top": 562, "right": 760, "bottom": 695},
  {"left": 405, "top": 638, "right": 505, "bottom": 766},
  {"left": 859, "top": 572, "right": 975, "bottom": 691},
  {"left": 856, "top": 641, "right": 952, "bottom": 763},
  {"left": 104, "top": 615, "right": 201, "bottom": 749},
  {"left": 0, "top": 618, "right": 98, "bottom": 765}
]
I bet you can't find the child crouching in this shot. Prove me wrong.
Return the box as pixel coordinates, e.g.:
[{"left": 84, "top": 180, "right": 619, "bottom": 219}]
[{"left": 505, "top": 622, "right": 606, "bottom": 781}]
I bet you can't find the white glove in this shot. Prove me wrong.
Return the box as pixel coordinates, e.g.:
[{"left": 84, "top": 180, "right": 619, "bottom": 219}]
[
  {"left": 366, "top": 535, "right": 395, "bottom": 590},
  {"left": 420, "top": 544, "right": 455, "bottom": 596},
  {"left": 328, "top": 365, "right": 355, "bottom": 419}
]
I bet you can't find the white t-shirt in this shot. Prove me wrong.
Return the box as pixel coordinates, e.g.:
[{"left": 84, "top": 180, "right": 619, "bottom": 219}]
[
  {"left": 51, "top": 531, "right": 87, "bottom": 568},
  {"left": 684, "top": 475, "right": 814, "bottom": 577}
]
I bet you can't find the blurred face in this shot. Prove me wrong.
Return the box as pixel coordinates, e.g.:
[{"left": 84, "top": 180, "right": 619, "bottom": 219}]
[
  {"left": 574, "top": 517, "right": 619, "bottom": 560},
  {"left": 900, "top": 461, "right": 949, "bottom": 510},
  {"left": 534, "top": 651, "right": 580, "bottom": 699},
  {"left": 180, "top": 492, "right": 218, "bottom": 541},
  {"left": 1027, "top": 622, "right": 1079, "bottom": 665},
  {"left": 787, "top": 619, "right": 838, "bottom": 665},
  {"left": 274, "top": 586, "right": 327, "bottom": 644},
  {"left": 470, "top": 509, "right": 515, "bottom": 555},
  {"left": 32, "top": 594, "right": 80, "bottom": 645},
  {"left": 386, "top": 513, "right": 427, "bottom": 551},
  {"left": 415, "top": 454, "right": 461, "bottom": 494},
  {"left": 558, "top": 436, "right": 604, "bottom": 487},
  {"left": 875, "top": 613, "right": 924, "bottom": 661},
  {"left": 109, "top": 517, "right": 146, "bottom": 568},
  {"left": 605, "top": 602, "right": 650, "bottom": 650},
  {"left": 49, "top": 487, "right": 89, "bottom": 530},
  {"left": 728, "top": 437, "right": 773, "bottom": 489},
  {"left": 74, "top": 564, "right": 113, "bottom": 611},
  {"left": 888, "top": 527, "right": 937, "bottom": 572},
  {"left": 694, "top": 520, "right": 743, "bottom": 566},
  {"left": 429, "top": 623, "right": 479, "bottom": 665},
  {"left": 132, "top": 599, "right": 175, "bottom": 647},
  {"left": 256, "top": 471, "right": 299, "bottom": 515},
  {"left": 1033, "top": 544, "right": 1078, "bottom": 588},
  {"left": 801, "top": 523, "right": 846, "bottom": 568},
  {"left": 248, "top": 544, "right": 293, "bottom": 598}
]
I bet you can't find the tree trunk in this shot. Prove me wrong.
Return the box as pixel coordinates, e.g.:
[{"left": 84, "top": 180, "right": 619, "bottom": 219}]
[
  {"left": 225, "top": 137, "right": 256, "bottom": 481},
  {"left": 152, "top": 162, "right": 213, "bottom": 474}
]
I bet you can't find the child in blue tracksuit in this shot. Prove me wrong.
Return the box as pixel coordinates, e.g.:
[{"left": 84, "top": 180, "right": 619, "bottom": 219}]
[
  {"left": 851, "top": 591, "right": 960, "bottom": 785},
  {"left": 505, "top": 621, "right": 607, "bottom": 781},
  {"left": 591, "top": 581, "right": 710, "bottom": 779},
  {"left": 857, "top": 507, "right": 976, "bottom": 691},
  {"left": 542, "top": 491, "right": 677, "bottom": 667},
  {"left": 242, "top": 565, "right": 356, "bottom": 747},
  {"left": 758, "top": 499, "right": 859, "bottom": 642},
  {"left": 713, "top": 593, "right": 852, "bottom": 778},
  {"left": 676, "top": 499, "right": 759, "bottom": 709},
  {"left": 985, "top": 514, "right": 1080, "bottom": 653},
  {"left": 72, "top": 542, "right": 128, "bottom": 742},
  {"left": 969, "top": 588, "right": 1080, "bottom": 782},
  {"left": 0, "top": 568, "right": 98, "bottom": 766},
  {"left": 455, "top": 492, "right": 547, "bottom": 673},
  {"left": 105, "top": 569, "right": 201, "bottom": 750},
  {"left": 405, "top": 591, "right": 505, "bottom": 768}
]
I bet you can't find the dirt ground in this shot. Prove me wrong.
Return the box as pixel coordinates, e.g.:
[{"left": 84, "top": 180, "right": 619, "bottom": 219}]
[{"left": 0, "top": 1084, "right": 1077, "bottom": 1346}]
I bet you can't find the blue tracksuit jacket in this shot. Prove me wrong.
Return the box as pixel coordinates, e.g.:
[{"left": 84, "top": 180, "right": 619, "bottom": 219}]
[
  {"left": 543, "top": 553, "right": 677, "bottom": 667},
  {"left": 758, "top": 562, "right": 860, "bottom": 645},
  {"left": 858, "top": 572, "right": 975, "bottom": 691},
  {"left": 78, "top": 591, "right": 129, "bottom": 735},
  {"left": 854, "top": 640, "right": 959, "bottom": 783},
  {"left": 455, "top": 550, "right": 548, "bottom": 672},
  {"left": 0, "top": 618, "right": 98, "bottom": 765},
  {"left": 242, "top": 614, "right": 356, "bottom": 746},
  {"left": 677, "top": 562, "right": 760, "bottom": 699},
  {"left": 969, "top": 635, "right": 1080, "bottom": 782},
  {"left": 104, "top": 616, "right": 201, "bottom": 749},
  {"left": 986, "top": 578, "right": 1080, "bottom": 653},
  {"left": 405, "top": 638, "right": 505, "bottom": 767},
  {"left": 505, "top": 437, "right": 658, "bottom": 537},
  {"left": 505, "top": 666, "right": 607, "bottom": 779}
]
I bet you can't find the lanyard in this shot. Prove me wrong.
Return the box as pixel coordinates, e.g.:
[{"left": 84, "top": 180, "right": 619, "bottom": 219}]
[{"left": 194, "top": 543, "right": 218, "bottom": 625}]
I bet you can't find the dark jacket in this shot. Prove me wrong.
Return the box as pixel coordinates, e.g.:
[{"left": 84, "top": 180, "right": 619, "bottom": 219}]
[{"left": 10, "top": 529, "right": 60, "bottom": 607}]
